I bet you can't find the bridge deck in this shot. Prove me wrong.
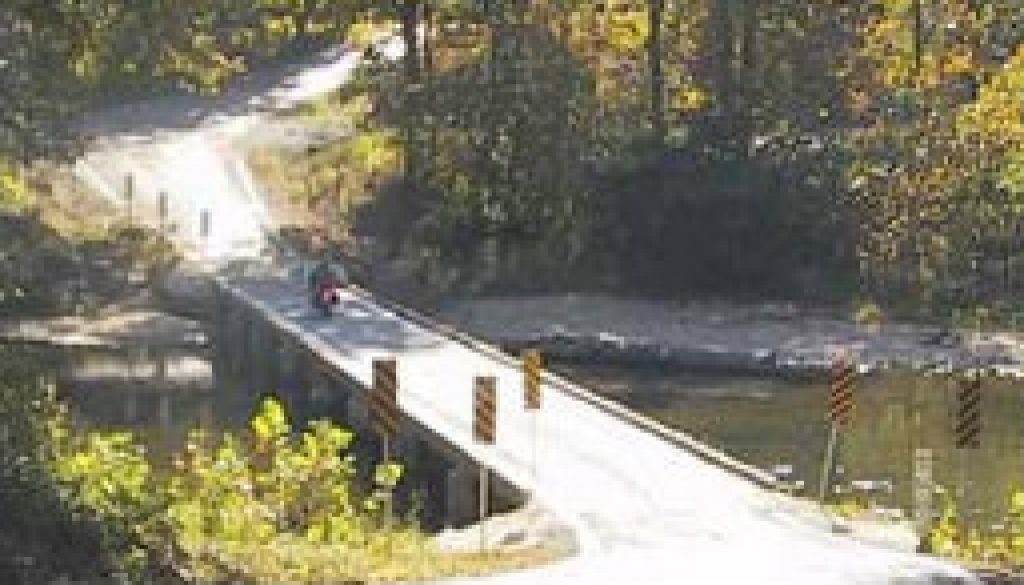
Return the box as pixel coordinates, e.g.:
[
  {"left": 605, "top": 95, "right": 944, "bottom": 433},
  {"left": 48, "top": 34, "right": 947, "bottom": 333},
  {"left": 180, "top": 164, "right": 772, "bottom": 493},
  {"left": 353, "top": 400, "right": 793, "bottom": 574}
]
[{"left": 223, "top": 276, "right": 974, "bottom": 585}]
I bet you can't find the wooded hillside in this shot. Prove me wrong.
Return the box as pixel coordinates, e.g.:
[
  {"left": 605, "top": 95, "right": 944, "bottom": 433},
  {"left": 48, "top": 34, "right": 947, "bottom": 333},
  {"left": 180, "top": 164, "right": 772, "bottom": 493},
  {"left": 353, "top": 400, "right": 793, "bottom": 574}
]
[{"left": 6, "top": 1, "right": 1024, "bottom": 312}]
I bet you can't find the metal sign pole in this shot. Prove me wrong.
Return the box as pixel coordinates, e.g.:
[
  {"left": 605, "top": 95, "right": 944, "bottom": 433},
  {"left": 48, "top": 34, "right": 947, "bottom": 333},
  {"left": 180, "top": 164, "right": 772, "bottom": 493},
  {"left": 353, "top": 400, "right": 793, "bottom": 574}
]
[
  {"left": 821, "top": 353, "right": 855, "bottom": 503},
  {"left": 954, "top": 371, "right": 982, "bottom": 540},
  {"left": 531, "top": 411, "right": 538, "bottom": 487},
  {"left": 371, "top": 358, "right": 400, "bottom": 527},
  {"left": 523, "top": 350, "right": 543, "bottom": 489},
  {"left": 959, "top": 447, "right": 969, "bottom": 542},
  {"left": 158, "top": 191, "right": 168, "bottom": 230},
  {"left": 123, "top": 173, "right": 134, "bottom": 219},
  {"left": 200, "top": 209, "right": 211, "bottom": 242},
  {"left": 479, "top": 465, "right": 489, "bottom": 554},
  {"left": 819, "top": 423, "right": 839, "bottom": 503}
]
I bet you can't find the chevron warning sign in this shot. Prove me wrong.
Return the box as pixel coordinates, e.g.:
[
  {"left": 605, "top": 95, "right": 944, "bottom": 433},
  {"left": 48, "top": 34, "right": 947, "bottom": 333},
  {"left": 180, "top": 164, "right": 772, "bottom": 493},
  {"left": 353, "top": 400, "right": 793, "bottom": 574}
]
[
  {"left": 828, "top": 354, "right": 856, "bottom": 427},
  {"left": 523, "top": 349, "right": 543, "bottom": 410},
  {"left": 474, "top": 376, "right": 497, "bottom": 444},
  {"left": 955, "top": 373, "right": 982, "bottom": 450},
  {"left": 370, "top": 358, "right": 400, "bottom": 438}
]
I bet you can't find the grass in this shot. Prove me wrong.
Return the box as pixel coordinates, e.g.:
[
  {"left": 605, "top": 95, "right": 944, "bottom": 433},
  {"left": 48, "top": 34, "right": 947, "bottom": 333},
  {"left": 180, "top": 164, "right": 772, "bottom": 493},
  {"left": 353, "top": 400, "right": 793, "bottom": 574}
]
[{"left": 188, "top": 539, "right": 563, "bottom": 584}]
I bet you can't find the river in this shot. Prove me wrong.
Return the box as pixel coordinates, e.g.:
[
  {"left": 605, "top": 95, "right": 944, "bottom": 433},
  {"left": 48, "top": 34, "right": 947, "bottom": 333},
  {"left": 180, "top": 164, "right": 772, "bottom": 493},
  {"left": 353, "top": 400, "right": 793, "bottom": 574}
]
[{"left": 16, "top": 339, "right": 1024, "bottom": 531}]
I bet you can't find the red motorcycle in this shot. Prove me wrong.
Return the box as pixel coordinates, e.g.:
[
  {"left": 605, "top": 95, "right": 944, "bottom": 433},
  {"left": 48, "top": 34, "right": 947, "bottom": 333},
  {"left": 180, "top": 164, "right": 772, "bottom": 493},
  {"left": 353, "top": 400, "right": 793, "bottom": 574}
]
[{"left": 311, "top": 276, "right": 344, "bottom": 316}]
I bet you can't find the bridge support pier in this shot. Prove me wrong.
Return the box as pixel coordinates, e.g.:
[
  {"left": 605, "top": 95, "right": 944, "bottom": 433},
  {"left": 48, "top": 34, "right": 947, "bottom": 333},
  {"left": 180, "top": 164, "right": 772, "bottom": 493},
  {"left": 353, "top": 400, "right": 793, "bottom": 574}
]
[
  {"left": 444, "top": 456, "right": 481, "bottom": 529},
  {"left": 198, "top": 396, "right": 214, "bottom": 430},
  {"left": 347, "top": 382, "right": 370, "bottom": 431},
  {"left": 389, "top": 422, "right": 423, "bottom": 515},
  {"left": 123, "top": 393, "right": 138, "bottom": 423},
  {"left": 158, "top": 394, "right": 172, "bottom": 429}
]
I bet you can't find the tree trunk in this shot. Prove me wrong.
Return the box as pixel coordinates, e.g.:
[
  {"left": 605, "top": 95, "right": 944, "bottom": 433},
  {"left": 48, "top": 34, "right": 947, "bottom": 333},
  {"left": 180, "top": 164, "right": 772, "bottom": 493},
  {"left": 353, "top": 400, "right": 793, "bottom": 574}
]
[
  {"left": 399, "top": 0, "right": 422, "bottom": 184},
  {"left": 710, "top": 0, "right": 735, "bottom": 147},
  {"left": 484, "top": 0, "right": 500, "bottom": 201},
  {"left": 648, "top": 0, "right": 666, "bottom": 146},
  {"left": 422, "top": 0, "right": 436, "bottom": 184},
  {"left": 738, "top": 0, "right": 756, "bottom": 155}
]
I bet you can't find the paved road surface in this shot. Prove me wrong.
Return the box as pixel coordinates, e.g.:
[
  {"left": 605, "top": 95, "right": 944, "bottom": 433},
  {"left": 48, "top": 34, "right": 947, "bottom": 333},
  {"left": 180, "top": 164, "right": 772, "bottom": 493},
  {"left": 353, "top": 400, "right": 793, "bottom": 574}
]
[{"left": 73, "top": 35, "right": 403, "bottom": 263}]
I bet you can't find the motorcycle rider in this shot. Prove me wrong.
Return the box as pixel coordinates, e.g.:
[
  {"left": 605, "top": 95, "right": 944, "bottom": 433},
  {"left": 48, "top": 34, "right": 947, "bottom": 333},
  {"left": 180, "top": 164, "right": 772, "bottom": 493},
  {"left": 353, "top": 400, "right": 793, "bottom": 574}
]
[{"left": 308, "top": 255, "right": 348, "bottom": 314}]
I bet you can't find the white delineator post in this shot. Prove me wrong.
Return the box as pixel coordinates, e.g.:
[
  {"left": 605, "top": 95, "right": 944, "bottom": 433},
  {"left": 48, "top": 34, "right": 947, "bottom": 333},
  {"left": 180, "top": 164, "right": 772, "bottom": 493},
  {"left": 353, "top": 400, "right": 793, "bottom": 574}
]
[{"left": 913, "top": 447, "right": 934, "bottom": 544}]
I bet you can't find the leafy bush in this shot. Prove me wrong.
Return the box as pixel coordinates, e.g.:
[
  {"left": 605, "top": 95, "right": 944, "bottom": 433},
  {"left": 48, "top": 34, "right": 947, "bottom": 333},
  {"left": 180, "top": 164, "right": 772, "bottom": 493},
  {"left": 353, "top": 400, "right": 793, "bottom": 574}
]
[
  {"left": 2, "top": 354, "right": 550, "bottom": 583},
  {"left": 48, "top": 395, "right": 413, "bottom": 583},
  {"left": 853, "top": 300, "right": 884, "bottom": 329},
  {"left": 0, "top": 348, "right": 118, "bottom": 583},
  {"left": 926, "top": 485, "right": 1024, "bottom": 567}
]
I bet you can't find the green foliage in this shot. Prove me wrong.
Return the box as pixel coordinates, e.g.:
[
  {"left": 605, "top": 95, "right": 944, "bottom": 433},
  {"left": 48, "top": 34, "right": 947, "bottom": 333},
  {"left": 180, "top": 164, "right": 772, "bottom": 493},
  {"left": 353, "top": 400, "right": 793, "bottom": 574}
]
[
  {"left": 1, "top": 1, "right": 373, "bottom": 160},
  {"left": 11, "top": 0, "right": 1024, "bottom": 304},
  {"left": 46, "top": 395, "right": 418, "bottom": 583},
  {"left": 3, "top": 355, "right": 544, "bottom": 583},
  {"left": 52, "top": 431, "right": 156, "bottom": 574},
  {"left": 0, "top": 163, "right": 30, "bottom": 207},
  {"left": 0, "top": 348, "right": 117, "bottom": 582},
  {"left": 923, "top": 484, "right": 1024, "bottom": 567},
  {"left": 853, "top": 300, "right": 884, "bottom": 328},
  {"left": 0, "top": 207, "right": 181, "bottom": 318}
]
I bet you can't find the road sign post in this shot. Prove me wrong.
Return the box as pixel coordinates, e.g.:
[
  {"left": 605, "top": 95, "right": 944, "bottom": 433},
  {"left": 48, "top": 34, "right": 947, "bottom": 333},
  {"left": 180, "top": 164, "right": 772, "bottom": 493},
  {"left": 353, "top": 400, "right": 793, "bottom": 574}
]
[
  {"left": 200, "top": 209, "right": 211, "bottom": 242},
  {"left": 820, "top": 352, "right": 855, "bottom": 503},
  {"left": 371, "top": 358, "right": 400, "bottom": 528},
  {"left": 474, "top": 375, "right": 497, "bottom": 553},
  {"left": 954, "top": 371, "right": 982, "bottom": 534},
  {"left": 123, "top": 173, "right": 134, "bottom": 218},
  {"left": 523, "top": 349, "right": 543, "bottom": 487},
  {"left": 158, "top": 191, "right": 168, "bottom": 228},
  {"left": 955, "top": 372, "right": 982, "bottom": 450},
  {"left": 523, "top": 349, "right": 543, "bottom": 411},
  {"left": 370, "top": 358, "right": 400, "bottom": 461},
  {"left": 474, "top": 375, "right": 496, "bottom": 444}
]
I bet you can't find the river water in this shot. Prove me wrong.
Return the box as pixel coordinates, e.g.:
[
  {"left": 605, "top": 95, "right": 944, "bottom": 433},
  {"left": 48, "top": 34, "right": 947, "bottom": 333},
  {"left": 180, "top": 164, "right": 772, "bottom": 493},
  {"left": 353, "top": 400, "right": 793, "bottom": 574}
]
[
  {"left": 553, "top": 362, "right": 1024, "bottom": 527},
  {"left": 16, "top": 340, "right": 1024, "bottom": 529}
]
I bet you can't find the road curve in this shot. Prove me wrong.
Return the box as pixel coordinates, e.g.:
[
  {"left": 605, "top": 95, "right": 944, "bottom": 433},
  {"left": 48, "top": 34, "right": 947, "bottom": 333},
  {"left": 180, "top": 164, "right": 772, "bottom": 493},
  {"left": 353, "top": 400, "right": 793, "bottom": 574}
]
[{"left": 224, "top": 276, "right": 978, "bottom": 585}]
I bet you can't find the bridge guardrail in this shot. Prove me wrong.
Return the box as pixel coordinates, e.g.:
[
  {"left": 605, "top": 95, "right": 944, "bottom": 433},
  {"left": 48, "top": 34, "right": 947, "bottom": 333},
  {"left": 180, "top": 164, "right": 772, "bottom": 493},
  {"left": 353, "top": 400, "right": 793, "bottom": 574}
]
[{"left": 344, "top": 286, "right": 780, "bottom": 492}]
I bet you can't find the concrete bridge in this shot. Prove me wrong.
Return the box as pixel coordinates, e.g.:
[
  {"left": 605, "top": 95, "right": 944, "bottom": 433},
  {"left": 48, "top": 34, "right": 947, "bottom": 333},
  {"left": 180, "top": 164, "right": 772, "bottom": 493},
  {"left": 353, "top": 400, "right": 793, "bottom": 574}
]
[{"left": 213, "top": 270, "right": 976, "bottom": 585}]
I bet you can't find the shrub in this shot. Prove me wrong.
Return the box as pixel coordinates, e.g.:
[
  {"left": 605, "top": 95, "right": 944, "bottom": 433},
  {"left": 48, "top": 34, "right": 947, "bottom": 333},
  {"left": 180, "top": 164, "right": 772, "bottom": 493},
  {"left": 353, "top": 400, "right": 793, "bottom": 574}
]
[
  {"left": 0, "top": 348, "right": 118, "bottom": 583},
  {"left": 853, "top": 300, "right": 884, "bottom": 329},
  {"left": 48, "top": 395, "right": 412, "bottom": 583}
]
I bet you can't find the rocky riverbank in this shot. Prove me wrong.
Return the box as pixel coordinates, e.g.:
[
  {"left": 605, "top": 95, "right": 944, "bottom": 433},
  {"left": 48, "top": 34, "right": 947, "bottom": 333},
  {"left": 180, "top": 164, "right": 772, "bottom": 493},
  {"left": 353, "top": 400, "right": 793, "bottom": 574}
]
[{"left": 437, "top": 295, "right": 1024, "bottom": 377}]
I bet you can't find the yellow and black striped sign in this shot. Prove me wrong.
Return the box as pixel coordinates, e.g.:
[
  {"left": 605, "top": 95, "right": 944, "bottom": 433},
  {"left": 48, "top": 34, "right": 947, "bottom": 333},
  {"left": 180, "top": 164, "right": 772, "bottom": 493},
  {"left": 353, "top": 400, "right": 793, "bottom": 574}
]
[
  {"left": 955, "top": 373, "right": 982, "bottom": 450},
  {"left": 474, "top": 376, "right": 497, "bottom": 444},
  {"left": 523, "top": 349, "right": 543, "bottom": 410},
  {"left": 370, "top": 358, "right": 400, "bottom": 438},
  {"left": 828, "top": 355, "right": 855, "bottom": 426}
]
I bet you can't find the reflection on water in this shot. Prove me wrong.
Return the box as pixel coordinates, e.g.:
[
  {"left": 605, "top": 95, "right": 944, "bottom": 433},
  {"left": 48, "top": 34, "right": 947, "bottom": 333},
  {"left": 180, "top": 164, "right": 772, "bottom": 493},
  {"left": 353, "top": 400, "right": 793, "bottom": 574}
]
[
  {"left": 555, "top": 363, "right": 1024, "bottom": 524},
  {"left": 7, "top": 342, "right": 251, "bottom": 463}
]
